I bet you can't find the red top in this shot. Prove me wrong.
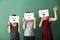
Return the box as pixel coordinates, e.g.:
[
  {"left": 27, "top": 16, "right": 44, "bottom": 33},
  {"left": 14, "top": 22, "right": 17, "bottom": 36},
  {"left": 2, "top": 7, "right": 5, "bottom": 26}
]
[
  {"left": 42, "top": 18, "right": 53, "bottom": 40},
  {"left": 42, "top": 18, "right": 51, "bottom": 33}
]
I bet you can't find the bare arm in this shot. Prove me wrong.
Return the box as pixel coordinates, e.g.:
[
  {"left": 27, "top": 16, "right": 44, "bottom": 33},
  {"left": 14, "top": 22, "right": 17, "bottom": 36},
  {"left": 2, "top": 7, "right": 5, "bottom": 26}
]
[
  {"left": 49, "top": 6, "right": 58, "bottom": 22},
  {"left": 18, "top": 21, "right": 20, "bottom": 33},
  {"left": 23, "top": 18, "right": 26, "bottom": 30},
  {"left": 39, "top": 17, "right": 44, "bottom": 27},
  {"left": 8, "top": 22, "right": 11, "bottom": 33},
  {"left": 39, "top": 19, "right": 43, "bottom": 27},
  {"left": 33, "top": 17, "right": 36, "bottom": 29}
]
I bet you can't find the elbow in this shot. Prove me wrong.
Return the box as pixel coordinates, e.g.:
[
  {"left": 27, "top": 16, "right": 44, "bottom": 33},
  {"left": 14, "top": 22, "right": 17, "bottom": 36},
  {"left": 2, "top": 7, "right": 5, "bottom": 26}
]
[
  {"left": 39, "top": 24, "right": 42, "bottom": 27},
  {"left": 23, "top": 28, "right": 25, "bottom": 30},
  {"left": 33, "top": 24, "right": 36, "bottom": 29},
  {"left": 23, "top": 26, "right": 26, "bottom": 30},
  {"left": 54, "top": 18, "right": 58, "bottom": 21},
  {"left": 18, "top": 28, "right": 20, "bottom": 33},
  {"left": 8, "top": 29, "right": 11, "bottom": 33},
  {"left": 39, "top": 25, "right": 42, "bottom": 27},
  {"left": 34, "top": 26, "right": 36, "bottom": 29},
  {"left": 56, "top": 18, "right": 57, "bottom": 20}
]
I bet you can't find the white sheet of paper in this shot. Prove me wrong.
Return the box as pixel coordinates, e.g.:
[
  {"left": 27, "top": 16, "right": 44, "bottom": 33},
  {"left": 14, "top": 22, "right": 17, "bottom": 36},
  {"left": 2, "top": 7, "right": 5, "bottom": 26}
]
[
  {"left": 39, "top": 9, "right": 49, "bottom": 17},
  {"left": 24, "top": 13, "right": 34, "bottom": 20},
  {"left": 9, "top": 16, "right": 19, "bottom": 23}
]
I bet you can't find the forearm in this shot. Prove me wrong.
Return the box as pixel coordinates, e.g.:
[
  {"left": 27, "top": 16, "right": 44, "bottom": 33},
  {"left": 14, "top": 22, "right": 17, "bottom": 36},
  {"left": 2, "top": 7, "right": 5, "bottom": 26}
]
[
  {"left": 39, "top": 20, "right": 43, "bottom": 27},
  {"left": 18, "top": 26, "right": 20, "bottom": 33},
  {"left": 23, "top": 22, "right": 26, "bottom": 30},
  {"left": 18, "top": 22, "right": 20, "bottom": 32},
  {"left": 54, "top": 10, "right": 57, "bottom": 20},
  {"left": 33, "top": 20, "right": 36, "bottom": 29},
  {"left": 8, "top": 27, "right": 11, "bottom": 33},
  {"left": 8, "top": 22, "right": 11, "bottom": 33},
  {"left": 18, "top": 24, "right": 20, "bottom": 33}
]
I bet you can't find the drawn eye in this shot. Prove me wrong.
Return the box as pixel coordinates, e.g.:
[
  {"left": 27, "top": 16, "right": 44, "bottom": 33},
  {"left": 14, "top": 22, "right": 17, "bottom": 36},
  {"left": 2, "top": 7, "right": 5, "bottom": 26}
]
[
  {"left": 12, "top": 18, "right": 14, "bottom": 19},
  {"left": 27, "top": 15, "right": 29, "bottom": 16},
  {"left": 42, "top": 12, "right": 43, "bottom": 13},
  {"left": 30, "top": 15, "right": 31, "bottom": 16},
  {"left": 44, "top": 12, "right": 45, "bottom": 13},
  {"left": 15, "top": 18, "right": 16, "bottom": 19}
]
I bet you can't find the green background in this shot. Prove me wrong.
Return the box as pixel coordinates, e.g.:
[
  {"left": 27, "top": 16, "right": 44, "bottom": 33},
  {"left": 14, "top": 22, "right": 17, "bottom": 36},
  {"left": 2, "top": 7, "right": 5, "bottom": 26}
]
[{"left": 0, "top": 0, "right": 60, "bottom": 40}]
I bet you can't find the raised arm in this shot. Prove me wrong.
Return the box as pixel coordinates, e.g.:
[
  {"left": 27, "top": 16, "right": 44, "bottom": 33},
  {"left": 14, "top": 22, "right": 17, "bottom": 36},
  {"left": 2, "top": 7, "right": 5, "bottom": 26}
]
[
  {"left": 39, "top": 17, "right": 43, "bottom": 27},
  {"left": 23, "top": 18, "right": 26, "bottom": 30},
  {"left": 8, "top": 22, "right": 11, "bottom": 33},
  {"left": 18, "top": 21, "right": 20, "bottom": 33},
  {"left": 33, "top": 17, "right": 36, "bottom": 29},
  {"left": 49, "top": 6, "right": 58, "bottom": 22}
]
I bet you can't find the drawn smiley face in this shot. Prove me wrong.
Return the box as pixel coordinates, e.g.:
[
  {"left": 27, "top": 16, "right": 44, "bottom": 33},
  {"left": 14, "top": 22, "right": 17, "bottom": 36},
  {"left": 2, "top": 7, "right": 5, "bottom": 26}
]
[
  {"left": 42, "top": 12, "right": 46, "bottom": 16},
  {"left": 12, "top": 17, "right": 16, "bottom": 21},
  {"left": 27, "top": 15, "right": 31, "bottom": 19}
]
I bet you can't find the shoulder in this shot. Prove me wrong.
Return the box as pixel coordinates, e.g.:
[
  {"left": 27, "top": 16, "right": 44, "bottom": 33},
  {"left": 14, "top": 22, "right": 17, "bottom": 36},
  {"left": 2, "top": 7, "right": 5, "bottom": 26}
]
[{"left": 49, "top": 18, "right": 52, "bottom": 22}]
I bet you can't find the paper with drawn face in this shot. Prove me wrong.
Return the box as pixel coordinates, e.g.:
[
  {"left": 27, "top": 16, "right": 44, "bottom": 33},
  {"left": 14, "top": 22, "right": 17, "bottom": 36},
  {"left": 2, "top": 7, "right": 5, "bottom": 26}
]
[
  {"left": 39, "top": 9, "right": 49, "bottom": 17},
  {"left": 9, "top": 16, "right": 19, "bottom": 23},
  {"left": 24, "top": 13, "right": 34, "bottom": 20}
]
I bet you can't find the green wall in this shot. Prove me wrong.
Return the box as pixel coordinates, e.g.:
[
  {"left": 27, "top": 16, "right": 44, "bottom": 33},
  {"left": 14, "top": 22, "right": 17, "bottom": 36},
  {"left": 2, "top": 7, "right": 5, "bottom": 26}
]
[{"left": 0, "top": 0, "right": 60, "bottom": 40}]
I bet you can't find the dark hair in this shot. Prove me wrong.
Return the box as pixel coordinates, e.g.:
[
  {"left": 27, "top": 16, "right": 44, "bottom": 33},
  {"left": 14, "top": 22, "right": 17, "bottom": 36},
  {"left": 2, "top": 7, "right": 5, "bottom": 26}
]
[
  {"left": 26, "top": 12, "right": 30, "bottom": 13},
  {"left": 12, "top": 14, "right": 16, "bottom": 16}
]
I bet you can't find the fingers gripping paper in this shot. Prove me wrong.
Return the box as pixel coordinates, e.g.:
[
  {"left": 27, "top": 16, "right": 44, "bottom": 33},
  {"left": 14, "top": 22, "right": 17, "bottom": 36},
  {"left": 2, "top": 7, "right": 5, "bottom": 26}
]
[
  {"left": 24, "top": 13, "right": 34, "bottom": 20},
  {"left": 9, "top": 16, "right": 19, "bottom": 23},
  {"left": 39, "top": 9, "right": 49, "bottom": 17}
]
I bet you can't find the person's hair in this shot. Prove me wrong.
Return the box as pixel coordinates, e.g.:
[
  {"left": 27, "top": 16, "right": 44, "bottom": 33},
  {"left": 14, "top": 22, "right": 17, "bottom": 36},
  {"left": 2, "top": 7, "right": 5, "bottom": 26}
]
[
  {"left": 12, "top": 14, "right": 16, "bottom": 16},
  {"left": 26, "top": 12, "right": 30, "bottom": 13}
]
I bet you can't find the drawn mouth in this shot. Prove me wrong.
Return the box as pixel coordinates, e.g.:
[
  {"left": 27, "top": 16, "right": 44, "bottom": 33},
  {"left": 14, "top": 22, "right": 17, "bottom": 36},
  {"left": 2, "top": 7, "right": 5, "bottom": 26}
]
[
  {"left": 42, "top": 14, "right": 45, "bottom": 15},
  {"left": 13, "top": 20, "right": 15, "bottom": 21},
  {"left": 28, "top": 17, "right": 30, "bottom": 18}
]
